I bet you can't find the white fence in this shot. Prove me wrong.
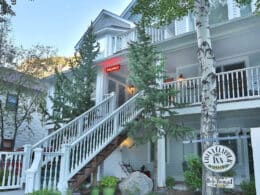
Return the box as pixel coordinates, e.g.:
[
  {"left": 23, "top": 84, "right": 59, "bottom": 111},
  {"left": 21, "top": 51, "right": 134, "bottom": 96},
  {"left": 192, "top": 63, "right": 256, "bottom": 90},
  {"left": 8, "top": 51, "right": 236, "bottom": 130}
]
[{"left": 0, "top": 151, "right": 25, "bottom": 190}]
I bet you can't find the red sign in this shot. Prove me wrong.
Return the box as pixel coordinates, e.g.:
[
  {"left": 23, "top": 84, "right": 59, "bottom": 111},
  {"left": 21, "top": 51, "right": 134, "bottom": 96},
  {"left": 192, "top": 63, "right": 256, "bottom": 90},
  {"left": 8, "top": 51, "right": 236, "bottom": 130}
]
[{"left": 105, "top": 64, "right": 121, "bottom": 73}]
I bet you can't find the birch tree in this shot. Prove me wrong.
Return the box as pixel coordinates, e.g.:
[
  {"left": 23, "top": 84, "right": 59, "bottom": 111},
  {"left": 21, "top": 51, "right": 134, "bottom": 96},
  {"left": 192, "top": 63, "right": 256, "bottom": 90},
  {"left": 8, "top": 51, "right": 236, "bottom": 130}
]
[{"left": 132, "top": 0, "right": 255, "bottom": 194}]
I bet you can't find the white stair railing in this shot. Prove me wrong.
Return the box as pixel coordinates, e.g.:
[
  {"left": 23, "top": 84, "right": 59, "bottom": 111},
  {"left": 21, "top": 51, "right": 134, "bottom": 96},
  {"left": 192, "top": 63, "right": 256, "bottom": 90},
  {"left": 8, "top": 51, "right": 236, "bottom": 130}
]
[
  {"left": 65, "top": 92, "right": 142, "bottom": 181},
  {"left": 25, "top": 92, "right": 142, "bottom": 194},
  {"left": 32, "top": 93, "right": 116, "bottom": 153},
  {"left": 162, "top": 66, "right": 260, "bottom": 107}
]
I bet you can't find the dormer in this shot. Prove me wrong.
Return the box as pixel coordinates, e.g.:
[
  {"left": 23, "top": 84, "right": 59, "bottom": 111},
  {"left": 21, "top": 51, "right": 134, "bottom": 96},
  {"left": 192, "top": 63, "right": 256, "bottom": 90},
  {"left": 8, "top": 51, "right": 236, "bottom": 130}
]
[{"left": 76, "top": 9, "right": 134, "bottom": 60}]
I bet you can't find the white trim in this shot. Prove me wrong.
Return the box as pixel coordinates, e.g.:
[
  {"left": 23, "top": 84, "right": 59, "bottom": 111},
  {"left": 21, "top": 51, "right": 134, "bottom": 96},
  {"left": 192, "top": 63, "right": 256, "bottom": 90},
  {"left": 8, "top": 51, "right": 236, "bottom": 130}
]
[
  {"left": 93, "top": 9, "right": 134, "bottom": 28},
  {"left": 175, "top": 99, "right": 260, "bottom": 115},
  {"left": 95, "top": 27, "right": 130, "bottom": 36},
  {"left": 120, "top": 0, "right": 137, "bottom": 19}
]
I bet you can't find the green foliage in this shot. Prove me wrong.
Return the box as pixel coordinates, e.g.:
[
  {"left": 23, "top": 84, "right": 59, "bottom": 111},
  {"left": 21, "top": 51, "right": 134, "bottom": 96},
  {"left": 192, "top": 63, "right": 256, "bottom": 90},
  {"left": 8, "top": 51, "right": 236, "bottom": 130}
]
[
  {"left": 166, "top": 176, "right": 175, "bottom": 190},
  {"left": 132, "top": 0, "right": 194, "bottom": 26},
  {"left": 133, "top": 0, "right": 259, "bottom": 27},
  {"left": 127, "top": 18, "right": 191, "bottom": 145},
  {"left": 100, "top": 176, "right": 119, "bottom": 188},
  {"left": 240, "top": 180, "right": 256, "bottom": 195},
  {"left": 46, "top": 22, "right": 99, "bottom": 129},
  {"left": 183, "top": 155, "right": 202, "bottom": 190},
  {"left": 27, "top": 189, "right": 61, "bottom": 195}
]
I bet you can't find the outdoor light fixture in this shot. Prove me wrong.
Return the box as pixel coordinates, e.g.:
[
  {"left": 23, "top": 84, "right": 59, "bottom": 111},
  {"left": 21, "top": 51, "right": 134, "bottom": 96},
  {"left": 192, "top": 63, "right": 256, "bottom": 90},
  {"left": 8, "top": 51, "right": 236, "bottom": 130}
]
[
  {"left": 126, "top": 85, "right": 136, "bottom": 95},
  {"left": 120, "top": 137, "right": 134, "bottom": 149},
  {"left": 177, "top": 74, "right": 184, "bottom": 81}
]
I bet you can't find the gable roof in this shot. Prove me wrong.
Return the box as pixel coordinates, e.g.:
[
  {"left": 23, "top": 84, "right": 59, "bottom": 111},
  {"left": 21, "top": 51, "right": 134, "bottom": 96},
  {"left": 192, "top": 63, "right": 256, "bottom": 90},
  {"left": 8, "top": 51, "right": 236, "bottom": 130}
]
[
  {"left": 75, "top": 9, "right": 134, "bottom": 50},
  {"left": 0, "top": 67, "right": 46, "bottom": 92},
  {"left": 93, "top": 9, "right": 134, "bottom": 28},
  {"left": 120, "top": 0, "right": 137, "bottom": 19}
]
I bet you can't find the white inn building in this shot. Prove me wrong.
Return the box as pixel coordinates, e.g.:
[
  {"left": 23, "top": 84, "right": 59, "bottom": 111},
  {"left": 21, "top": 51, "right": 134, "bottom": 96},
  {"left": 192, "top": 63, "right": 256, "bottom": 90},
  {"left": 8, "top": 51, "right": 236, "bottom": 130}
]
[{"left": 0, "top": 0, "right": 260, "bottom": 194}]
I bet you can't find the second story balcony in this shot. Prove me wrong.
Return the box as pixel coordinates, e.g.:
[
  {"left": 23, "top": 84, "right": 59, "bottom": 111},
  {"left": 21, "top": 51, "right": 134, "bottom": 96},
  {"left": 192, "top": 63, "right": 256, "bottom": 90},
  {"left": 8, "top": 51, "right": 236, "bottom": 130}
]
[{"left": 162, "top": 66, "right": 260, "bottom": 111}]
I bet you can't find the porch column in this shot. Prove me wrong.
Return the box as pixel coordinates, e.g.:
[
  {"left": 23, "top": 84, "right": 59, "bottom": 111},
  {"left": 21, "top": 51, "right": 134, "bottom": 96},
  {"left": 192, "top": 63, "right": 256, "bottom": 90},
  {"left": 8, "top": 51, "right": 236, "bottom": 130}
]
[
  {"left": 95, "top": 67, "right": 108, "bottom": 104},
  {"left": 157, "top": 136, "right": 166, "bottom": 187},
  {"left": 250, "top": 127, "right": 260, "bottom": 195}
]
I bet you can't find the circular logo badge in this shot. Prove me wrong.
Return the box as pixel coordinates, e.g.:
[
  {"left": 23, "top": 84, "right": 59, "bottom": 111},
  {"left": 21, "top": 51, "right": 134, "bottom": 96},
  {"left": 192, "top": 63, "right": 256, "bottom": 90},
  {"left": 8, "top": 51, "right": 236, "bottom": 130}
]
[{"left": 202, "top": 145, "right": 236, "bottom": 173}]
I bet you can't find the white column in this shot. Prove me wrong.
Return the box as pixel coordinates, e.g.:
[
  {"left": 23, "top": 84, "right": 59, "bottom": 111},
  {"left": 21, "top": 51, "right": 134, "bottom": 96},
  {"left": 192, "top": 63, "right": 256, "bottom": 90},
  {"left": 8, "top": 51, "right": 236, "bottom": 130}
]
[
  {"left": 250, "top": 127, "right": 260, "bottom": 195},
  {"left": 58, "top": 144, "right": 71, "bottom": 195},
  {"left": 251, "top": 0, "right": 257, "bottom": 12},
  {"left": 95, "top": 68, "right": 108, "bottom": 104},
  {"left": 227, "top": 0, "right": 241, "bottom": 20},
  {"left": 157, "top": 136, "right": 166, "bottom": 187}
]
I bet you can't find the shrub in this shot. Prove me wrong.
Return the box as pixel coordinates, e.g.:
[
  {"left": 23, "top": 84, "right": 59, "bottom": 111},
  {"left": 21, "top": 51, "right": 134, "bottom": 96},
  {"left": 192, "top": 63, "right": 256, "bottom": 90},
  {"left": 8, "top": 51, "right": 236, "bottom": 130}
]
[
  {"left": 240, "top": 180, "right": 256, "bottom": 195},
  {"left": 100, "top": 176, "right": 119, "bottom": 188},
  {"left": 183, "top": 155, "right": 202, "bottom": 191},
  {"left": 166, "top": 176, "right": 175, "bottom": 190}
]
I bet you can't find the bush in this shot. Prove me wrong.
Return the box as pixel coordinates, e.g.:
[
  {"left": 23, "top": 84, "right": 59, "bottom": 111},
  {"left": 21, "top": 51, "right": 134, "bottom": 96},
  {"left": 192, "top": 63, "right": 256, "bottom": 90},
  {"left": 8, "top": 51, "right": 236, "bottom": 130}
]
[
  {"left": 166, "top": 176, "right": 175, "bottom": 190},
  {"left": 28, "top": 189, "right": 61, "bottom": 195},
  {"left": 100, "top": 176, "right": 119, "bottom": 188},
  {"left": 240, "top": 180, "right": 256, "bottom": 195},
  {"left": 183, "top": 155, "right": 202, "bottom": 191}
]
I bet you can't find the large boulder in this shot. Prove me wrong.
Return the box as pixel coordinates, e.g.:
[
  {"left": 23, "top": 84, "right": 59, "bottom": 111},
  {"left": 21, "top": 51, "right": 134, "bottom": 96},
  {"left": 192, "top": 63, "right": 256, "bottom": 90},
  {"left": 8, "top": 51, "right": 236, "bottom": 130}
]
[{"left": 119, "top": 171, "right": 153, "bottom": 195}]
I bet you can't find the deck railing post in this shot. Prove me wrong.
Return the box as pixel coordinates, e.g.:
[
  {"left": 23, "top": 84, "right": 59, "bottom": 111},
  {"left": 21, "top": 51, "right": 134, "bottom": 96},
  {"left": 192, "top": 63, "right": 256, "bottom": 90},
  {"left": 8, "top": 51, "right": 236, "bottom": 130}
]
[
  {"left": 22, "top": 144, "right": 32, "bottom": 184},
  {"left": 25, "top": 148, "right": 43, "bottom": 193},
  {"left": 58, "top": 144, "right": 71, "bottom": 195}
]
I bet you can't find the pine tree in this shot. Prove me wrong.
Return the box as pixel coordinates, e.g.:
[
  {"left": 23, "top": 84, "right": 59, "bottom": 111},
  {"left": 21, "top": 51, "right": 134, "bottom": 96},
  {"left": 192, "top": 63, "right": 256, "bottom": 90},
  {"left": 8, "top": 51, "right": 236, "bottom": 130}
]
[
  {"left": 127, "top": 20, "right": 191, "bottom": 189},
  {"left": 47, "top": 23, "right": 99, "bottom": 129}
]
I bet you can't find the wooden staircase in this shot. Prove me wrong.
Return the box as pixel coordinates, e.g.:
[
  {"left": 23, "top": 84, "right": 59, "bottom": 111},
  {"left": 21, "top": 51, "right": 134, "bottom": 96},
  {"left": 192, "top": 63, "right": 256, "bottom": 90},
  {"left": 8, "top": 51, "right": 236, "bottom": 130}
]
[
  {"left": 25, "top": 92, "right": 142, "bottom": 194},
  {"left": 68, "top": 133, "right": 127, "bottom": 190}
]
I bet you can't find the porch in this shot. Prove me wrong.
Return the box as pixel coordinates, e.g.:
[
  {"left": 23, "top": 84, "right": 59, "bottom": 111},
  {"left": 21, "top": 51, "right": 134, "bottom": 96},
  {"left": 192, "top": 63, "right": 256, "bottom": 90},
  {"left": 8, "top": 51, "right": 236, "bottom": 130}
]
[{"left": 162, "top": 66, "right": 260, "bottom": 112}]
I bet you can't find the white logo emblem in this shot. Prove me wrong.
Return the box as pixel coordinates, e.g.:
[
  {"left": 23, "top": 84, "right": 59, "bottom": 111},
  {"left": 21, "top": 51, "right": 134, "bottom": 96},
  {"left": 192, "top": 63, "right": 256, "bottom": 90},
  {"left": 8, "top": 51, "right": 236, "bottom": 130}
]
[{"left": 202, "top": 145, "right": 236, "bottom": 173}]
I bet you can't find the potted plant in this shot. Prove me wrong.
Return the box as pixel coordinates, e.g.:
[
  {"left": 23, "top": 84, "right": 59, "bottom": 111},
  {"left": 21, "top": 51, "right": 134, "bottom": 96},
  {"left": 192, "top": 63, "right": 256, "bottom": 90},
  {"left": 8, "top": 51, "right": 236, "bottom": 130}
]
[
  {"left": 90, "top": 185, "right": 100, "bottom": 195},
  {"left": 166, "top": 176, "right": 175, "bottom": 195},
  {"left": 100, "top": 176, "right": 119, "bottom": 195}
]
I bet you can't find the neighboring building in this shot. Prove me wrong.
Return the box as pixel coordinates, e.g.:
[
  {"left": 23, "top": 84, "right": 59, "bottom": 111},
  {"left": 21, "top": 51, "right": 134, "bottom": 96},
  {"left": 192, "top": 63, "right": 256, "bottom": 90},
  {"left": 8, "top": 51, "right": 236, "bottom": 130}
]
[
  {"left": 74, "top": 0, "right": 260, "bottom": 186},
  {"left": 0, "top": 67, "right": 48, "bottom": 150}
]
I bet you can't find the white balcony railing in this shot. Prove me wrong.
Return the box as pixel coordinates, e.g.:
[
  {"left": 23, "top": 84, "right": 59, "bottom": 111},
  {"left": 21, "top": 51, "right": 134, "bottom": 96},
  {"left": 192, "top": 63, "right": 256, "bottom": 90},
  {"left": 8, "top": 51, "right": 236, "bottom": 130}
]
[
  {"left": 162, "top": 66, "right": 260, "bottom": 107},
  {"left": 113, "top": 26, "right": 171, "bottom": 53}
]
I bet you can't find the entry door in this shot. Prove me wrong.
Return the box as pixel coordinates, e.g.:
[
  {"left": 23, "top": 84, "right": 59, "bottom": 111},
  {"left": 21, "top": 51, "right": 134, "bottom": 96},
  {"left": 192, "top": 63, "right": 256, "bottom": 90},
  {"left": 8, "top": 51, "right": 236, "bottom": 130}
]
[
  {"left": 108, "top": 79, "right": 127, "bottom": 106},
  {"left": 216, "top": 62, "right": 247, "bottom": 99}
]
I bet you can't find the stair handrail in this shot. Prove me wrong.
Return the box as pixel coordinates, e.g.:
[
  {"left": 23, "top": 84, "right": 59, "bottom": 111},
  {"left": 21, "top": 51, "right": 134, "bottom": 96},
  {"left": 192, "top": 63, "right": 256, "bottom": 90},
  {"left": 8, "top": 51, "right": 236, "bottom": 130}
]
[
  {"left": 32, "top": 92, "right": 116, "bottom": 151},
  {"left": 64, "top": 92, "right": 143, "bottom": 181},
  {"left": 71, "top": 92, "right": 142, "bottom": 146}
]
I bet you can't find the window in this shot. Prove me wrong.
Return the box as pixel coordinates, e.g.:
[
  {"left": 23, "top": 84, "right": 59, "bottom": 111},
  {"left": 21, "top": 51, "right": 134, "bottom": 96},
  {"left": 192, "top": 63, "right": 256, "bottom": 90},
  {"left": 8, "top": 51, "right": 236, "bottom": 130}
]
[
  {"left": 216, "top": 62, "right": 247, "bottom": 99},
  {"left": 209, "top": 2, "right": 228, "bottom": 25},
  {"left": 149, "top": 141, "right": 155, "bottom": 162},
  {"left": 240, "top": 4, "right": 252, "bottom": 17},
  {"left": 6, "top": 93, "right": 18, "bottom": 111},
  {"left": 97, "top": 37, "right": 106, "bottom": 59}
]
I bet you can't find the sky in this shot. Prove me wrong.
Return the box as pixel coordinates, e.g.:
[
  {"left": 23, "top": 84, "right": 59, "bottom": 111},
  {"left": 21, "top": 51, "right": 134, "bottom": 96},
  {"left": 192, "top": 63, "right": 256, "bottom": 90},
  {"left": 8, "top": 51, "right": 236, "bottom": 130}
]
[{"left": 11, "top": 0, "right": 132, "bottom": 57}]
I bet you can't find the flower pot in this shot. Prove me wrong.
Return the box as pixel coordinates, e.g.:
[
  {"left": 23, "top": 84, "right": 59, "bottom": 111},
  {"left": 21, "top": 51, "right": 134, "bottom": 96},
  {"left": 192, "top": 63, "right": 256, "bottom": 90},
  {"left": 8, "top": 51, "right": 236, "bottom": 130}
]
[
  {"left": 91, "top": 188, "right": 99, "bottom": 195},
  {"left": 102, "top": 187, "right": 116, "bottom": 195}
]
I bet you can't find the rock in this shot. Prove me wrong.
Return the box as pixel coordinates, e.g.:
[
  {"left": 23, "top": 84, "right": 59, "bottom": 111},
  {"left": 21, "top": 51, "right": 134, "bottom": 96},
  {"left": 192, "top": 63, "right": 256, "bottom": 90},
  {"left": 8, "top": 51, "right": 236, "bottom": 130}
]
[{"left": 119, "top": 171, "right": 153, "bottom": 195}]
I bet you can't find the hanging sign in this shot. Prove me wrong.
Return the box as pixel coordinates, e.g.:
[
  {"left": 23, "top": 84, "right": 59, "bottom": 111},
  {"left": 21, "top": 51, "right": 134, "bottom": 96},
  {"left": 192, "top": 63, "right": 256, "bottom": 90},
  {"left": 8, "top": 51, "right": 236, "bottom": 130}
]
[
  {"left": 206, "top": 176, "right": 234, "bottom": 189},
  {"left": 202, "top": 145, "right": 236, "bottom": 173},
  {"left": 105, "top": 64, "right": 120, "bottom": 73}
]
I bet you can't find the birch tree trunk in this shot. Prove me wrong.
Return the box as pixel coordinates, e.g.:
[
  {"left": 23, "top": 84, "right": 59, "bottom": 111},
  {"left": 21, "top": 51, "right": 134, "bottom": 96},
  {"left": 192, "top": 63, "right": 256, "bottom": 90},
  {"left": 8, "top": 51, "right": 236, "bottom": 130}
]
[{"left": 194, "top": 0, "right": 218, "bottom": 194}]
